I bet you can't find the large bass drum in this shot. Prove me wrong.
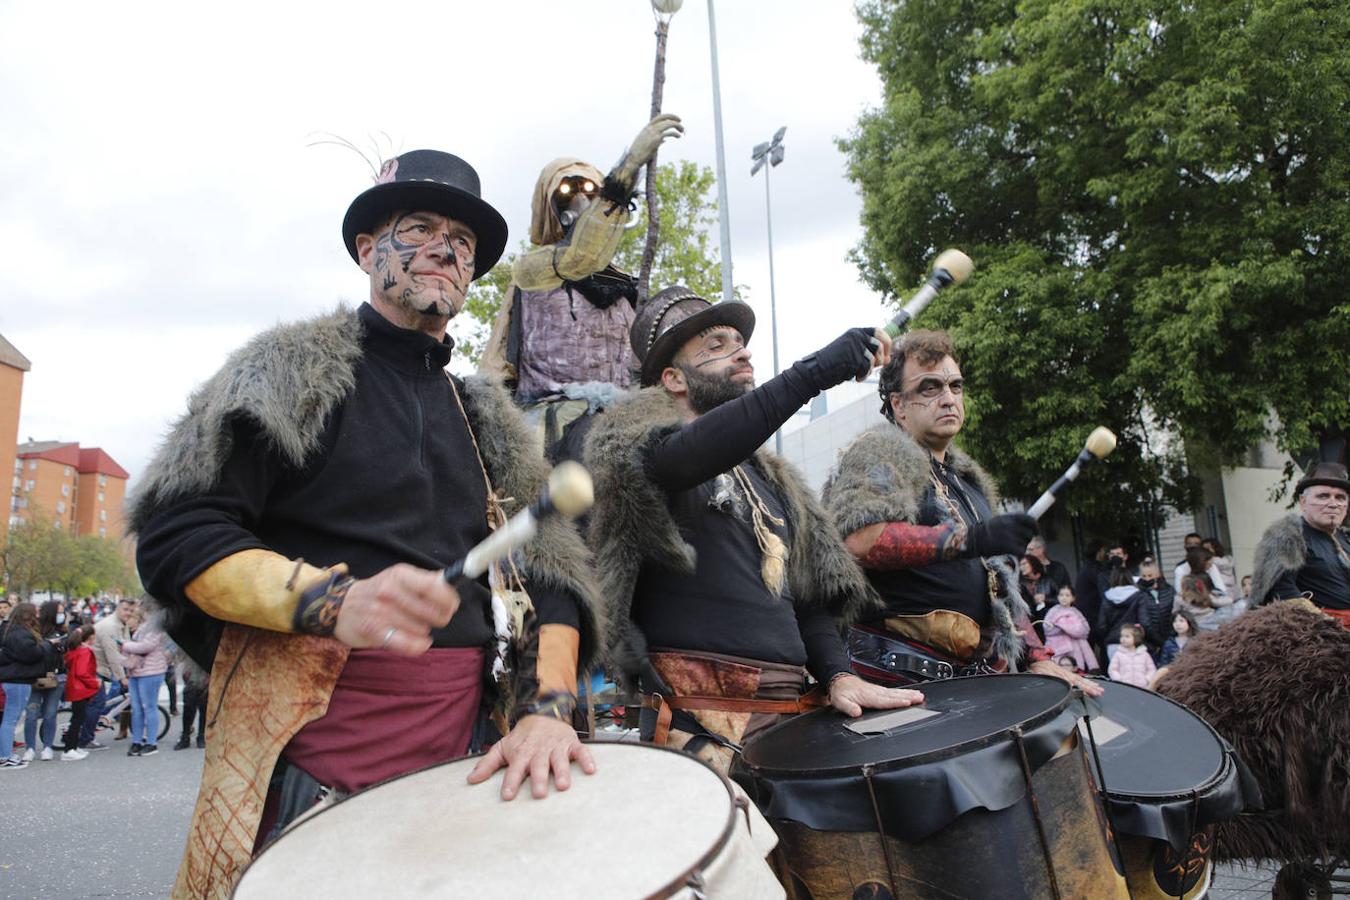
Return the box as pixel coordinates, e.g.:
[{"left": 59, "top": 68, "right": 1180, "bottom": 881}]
[
  {"left": 735, "top": 674, "right": 1128, "bottom": 900},
  {"left": 234, "top": 741, "right": 783, "bottom": 899},
  {"left": 1076, "top": 679, "right": 1259, "bottom": 900}
]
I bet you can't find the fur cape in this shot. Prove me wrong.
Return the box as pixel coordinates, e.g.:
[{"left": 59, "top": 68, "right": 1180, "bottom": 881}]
[
  {"left": 1156, "top": 602, "right": 1350, "bottom": 863},
  {"left": 127, "top": 304, "right": 604, "bottom": 667},
  {"left": 821, "top": 424, "right": 1028, "bottom": 667},
  {"left": 584, "top": 387, "right": 879, "bottom": 676},
  {"left": 1250, "top": 514, "right": 1306, "bottom": 606}
]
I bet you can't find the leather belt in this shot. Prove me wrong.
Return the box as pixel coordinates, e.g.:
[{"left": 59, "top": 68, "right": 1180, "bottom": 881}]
[
  {"left": 848, "top": 626, "right": 996, "bottom": 684},
  {"left": 641, "top": 690, "right": 826, "bottom": 747}
]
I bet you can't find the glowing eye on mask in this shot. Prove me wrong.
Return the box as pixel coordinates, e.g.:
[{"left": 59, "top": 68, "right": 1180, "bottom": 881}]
[
  {"left": 558, "top": 183, "right": 571, "bottom": 194},
  {"left": 583, "top": 181, "right": 595, "bottom": 192}
]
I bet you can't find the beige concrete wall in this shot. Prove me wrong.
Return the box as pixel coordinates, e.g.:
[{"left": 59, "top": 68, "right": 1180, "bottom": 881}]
[{"left": 1220, "top": 465, "right": 1293, "bottom": 584}]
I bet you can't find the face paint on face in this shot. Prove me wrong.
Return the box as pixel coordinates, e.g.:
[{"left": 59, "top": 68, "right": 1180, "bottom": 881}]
[
  {"left": 891, "top": 355, "right": 966, "bottom": 453},
  {"left": 368, "top": 211, "right": 476, "bottom": 322}
]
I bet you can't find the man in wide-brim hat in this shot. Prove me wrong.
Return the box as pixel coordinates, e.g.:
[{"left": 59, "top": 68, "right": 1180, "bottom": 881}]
[
  {"left": 1251, "top": 461, "right": 1350, "bottom": 625},
  {"left": 130, "top": 150, "right": 603, "bottom": 898},
  {"left": 583, "top": 286, "right": 924, "bottom": 773}
]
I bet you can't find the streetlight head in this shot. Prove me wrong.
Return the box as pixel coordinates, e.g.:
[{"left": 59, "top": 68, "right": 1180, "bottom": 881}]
[
  {"left": 770, "top": 145, "right": 785, "bottom": 166},
  {"left": 751, "top": 158, "right": 766, "bottom": 176},
  {"left": 751, "top": 141, "right": 770, "bottom": 161},
  {"left": 772, "top": 126, "right": 787, "bottom": 145}
]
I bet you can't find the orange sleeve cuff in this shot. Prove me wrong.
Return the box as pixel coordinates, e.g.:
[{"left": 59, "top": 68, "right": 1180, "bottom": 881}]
[
  {"left": 536, "top": 623, "right": 580, "bottom": 697},
  {"left": 184, "top": 549, "right": 340, "bottom": 633}
]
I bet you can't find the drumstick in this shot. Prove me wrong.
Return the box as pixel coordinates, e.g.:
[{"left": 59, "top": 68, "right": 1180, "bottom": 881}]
[
  {"left": 442, "top": 461, "right": 594, "bottom": 583},
  {"left": 1027, "top": 427, "right": 1117, "bottom": 520},
  {"left": 883, "top": 249, "right": 974, "bottom": 338}
]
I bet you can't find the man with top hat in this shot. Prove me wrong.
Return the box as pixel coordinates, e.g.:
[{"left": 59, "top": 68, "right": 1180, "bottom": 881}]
[
  {"left": 822, "top": 329, "right": 1103, "bottom": 695},
  {"left": 131, "top": 150, "right": 603, "bottom": 899},
  {"left": 583, "top": 287, "right": 923, "bottom": 773},
  {"left": 1251, "top": 461, "right": 1350, "bottom": 626},
  {"left": 480, "top": 115, "right": 683, "bottom": 459}
]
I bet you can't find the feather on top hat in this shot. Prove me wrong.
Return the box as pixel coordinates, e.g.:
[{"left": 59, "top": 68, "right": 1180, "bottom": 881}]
[
  {"left": 630, "top": 286, "right": 756, "bottom": 387},
  {"left": 342, "top": 150, "right": 508, "bottom": 279}
]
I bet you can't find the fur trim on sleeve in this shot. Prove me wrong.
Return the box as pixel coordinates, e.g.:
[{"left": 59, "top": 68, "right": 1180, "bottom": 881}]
[
  {"left": 460, "top": 375, "right": 606, "bottom": 670},
  {"left": 128, "top": 306, "right": 364, "bottom": 533}
]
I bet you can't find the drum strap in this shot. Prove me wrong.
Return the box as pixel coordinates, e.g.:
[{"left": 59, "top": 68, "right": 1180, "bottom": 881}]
[{"left": 642, "top": 691, "right": 827, "bottom": 747}]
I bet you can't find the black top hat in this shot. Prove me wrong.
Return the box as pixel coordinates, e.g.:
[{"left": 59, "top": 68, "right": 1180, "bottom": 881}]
[
  {"left": 630, "top": 286, "right": 756, "bottom": 387},
  {"left": 341, "top": 150, "right": 508, "bottom": 279},
  {"left": 1295, "top": 461, "right": 1350, "bottom": 497}
]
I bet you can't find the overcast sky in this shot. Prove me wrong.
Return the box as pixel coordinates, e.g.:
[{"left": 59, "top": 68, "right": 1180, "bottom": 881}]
[{"left": 0, "top": 1, "right": 896, "bottom": 487}]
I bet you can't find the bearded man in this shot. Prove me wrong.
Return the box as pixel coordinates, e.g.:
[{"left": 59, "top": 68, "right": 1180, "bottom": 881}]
[
  {"left": 1251, "top": 461, "right": 1350, "bottom": 627},
  {"left": 824, "top": 330, "right": 1101, "bottom": 695},
  {"left": 584, "top": 287, "right": 922, "bottom": 773},
  {"left": 480, "top": 115, "right": 683, "bottom": 459},
  {"left": 131, "top": 150, "right": 602, "bottom": 899}
]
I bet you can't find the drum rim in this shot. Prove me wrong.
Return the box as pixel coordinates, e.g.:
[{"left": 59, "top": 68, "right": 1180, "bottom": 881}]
[
  {"left": 742, "top": 673, "right": 1075, "bottom": 778},
  {"left": 232, "top": 740, "right": 740, "bottom": 900},
  {"left": 1084, "top": 678, "right": 1234, "bottom": 803}
]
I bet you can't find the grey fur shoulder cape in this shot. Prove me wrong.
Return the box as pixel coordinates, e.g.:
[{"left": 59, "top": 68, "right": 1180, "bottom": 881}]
[
  {"left": 1250, "top": 514, "right": 1306, "bottom": 606},
  {"left": 128, "top": 305, "right": 604, "bottom": 667},
  {"left": 584, "top": 387, "right": 878, "bottom": 670},
  {"left": 821, "top": 424, "right": 1027, "bottom": 667}
]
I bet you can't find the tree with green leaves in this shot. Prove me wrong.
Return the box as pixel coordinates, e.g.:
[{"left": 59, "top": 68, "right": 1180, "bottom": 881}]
[
  {"left": 2, "top": 507, "right": 139, "bottom": 599},
  {"left": 842, "top": 0, "right": 1350, "bottom": 529},
  {"left": 452, "top": 160, "right": 734, "bottom": 365}
]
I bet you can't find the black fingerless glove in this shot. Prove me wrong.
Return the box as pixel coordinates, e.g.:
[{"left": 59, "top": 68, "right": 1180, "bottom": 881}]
[
  {"left": 963, "top": 513, "right": 1039, "bottom": 559},
  {"left": 791, "top": 327, "right": 878, "bottom": 392}
]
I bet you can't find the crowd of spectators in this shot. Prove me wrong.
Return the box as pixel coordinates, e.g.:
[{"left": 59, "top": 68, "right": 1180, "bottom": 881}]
[
  {"left": 1018, "top": 531, "right": 1256, "bottom": 690},
  {"left": 0, "top": 594, "right": 207, "bottom": 770}
]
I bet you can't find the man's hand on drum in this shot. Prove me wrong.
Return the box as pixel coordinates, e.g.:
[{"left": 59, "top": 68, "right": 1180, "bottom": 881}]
[
  {"left": 1028, "top": 659, "right": 1105, "bottom": 697},
  {"left": 466, "top": 715, "right": 596, "bottom": 801},
  {"left": 828, "top": 673, "right": 925, "bottom": 718},
  {"left": 334, "top": 564, "right": 460, "bottom": 656}
]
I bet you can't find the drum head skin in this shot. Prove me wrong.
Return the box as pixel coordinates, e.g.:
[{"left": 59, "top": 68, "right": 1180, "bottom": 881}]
[
  {"left": 1075, "top": 680, "right": 1258, "bottom": 851},
  {"left": 737, "top": 675, "right": 1080, "bottom": 843},
  {"left": 235, "top": 743, "right": 737, "bottom": 899}
]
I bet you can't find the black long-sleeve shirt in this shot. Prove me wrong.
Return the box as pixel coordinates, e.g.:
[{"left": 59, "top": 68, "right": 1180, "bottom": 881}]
[
  {"left": 632, "top": 367, "right": 851, "bottom": 683},
  {"left": 136, "top": 303, "right": 578, "bottom": 659}
]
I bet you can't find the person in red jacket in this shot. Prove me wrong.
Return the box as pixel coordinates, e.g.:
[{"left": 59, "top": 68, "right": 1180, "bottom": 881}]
[{"left": 61, "top": 626, "right": 100, "bottom": 761}]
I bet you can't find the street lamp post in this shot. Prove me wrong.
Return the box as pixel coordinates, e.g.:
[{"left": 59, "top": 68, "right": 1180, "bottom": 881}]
[
  {"left": 707, "top": 0, "right": 733, "bottom": 304},
  {"left": 751, "top": 127, "right": 786, "bottom": 453}
]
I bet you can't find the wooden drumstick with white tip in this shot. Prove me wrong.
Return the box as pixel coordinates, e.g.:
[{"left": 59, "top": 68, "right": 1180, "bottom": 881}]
[
  {"left": 1027, "top": 427, "right": 1118, "bottom": 520},
  {"left": 883, "top": 248, "right": 975, "bottom": 338},
  {"left": 442, "top": 461, "right": 594, "bottom": 583}
]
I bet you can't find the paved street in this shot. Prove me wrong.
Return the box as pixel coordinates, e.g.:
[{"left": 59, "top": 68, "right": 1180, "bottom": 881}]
[{"left": 1, "top": 730, "right": 203, "bottom": 899}]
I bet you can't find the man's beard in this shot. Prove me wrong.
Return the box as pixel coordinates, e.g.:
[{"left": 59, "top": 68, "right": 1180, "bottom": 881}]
[{"left": 680, "top": 363, "right": 751, "bottom": 414}]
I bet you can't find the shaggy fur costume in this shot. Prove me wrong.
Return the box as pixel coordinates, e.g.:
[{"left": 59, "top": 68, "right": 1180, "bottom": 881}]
[
  {"left": 1156, "top": 602, "right": 1350, "bottom": 864},
  {"left": 127, "top": 305, "right": 604, "bottom": 667},
  {"left": 584, "top": 387, "right": 878, "bottom": 678},
  {"left": 822, "top": 424, "right": 1028, "bottom": 667}
]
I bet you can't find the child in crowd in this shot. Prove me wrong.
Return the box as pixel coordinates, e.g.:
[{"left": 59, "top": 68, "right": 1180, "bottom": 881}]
[
  {"left": 1108, "top": 624, "right": 1156, "bottom": 689},
  {"left": 1043, "top": 585, "right": 1099, "bottom": 673},
  {"left": 61, "top": 626, "right": 100, "bottom": 761},
  {"left": 1159, "top": 610, "right": 1200, "bottom": 667}
]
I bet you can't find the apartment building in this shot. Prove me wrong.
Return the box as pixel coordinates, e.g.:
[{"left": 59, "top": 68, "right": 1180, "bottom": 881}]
[
  {"left": 12, "top": 440, "right": 130, "bottom": 542},
  {"left": 0, "top": 334, "right": 32, "bottom": 548}
]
